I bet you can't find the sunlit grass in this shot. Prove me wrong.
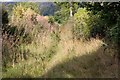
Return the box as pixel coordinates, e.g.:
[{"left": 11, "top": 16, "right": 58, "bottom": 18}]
[{"left": 3, "top": 21, "right": 118, "bottom": 78}]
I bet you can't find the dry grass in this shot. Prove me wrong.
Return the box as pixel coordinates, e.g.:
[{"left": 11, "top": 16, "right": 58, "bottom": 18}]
[
  {"left": 41, "top": 22, "right": 118, "bottom": 78},
  {"left": 42, "top": 23, "right": 109, "bottom": 77},
  {"left": 3, "top": 20, "right": 118, "bottom": 78}
]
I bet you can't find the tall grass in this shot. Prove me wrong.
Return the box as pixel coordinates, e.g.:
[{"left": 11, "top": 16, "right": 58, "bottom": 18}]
[{"left": 2, "top": 16, "right": 118, "bottom": 78}]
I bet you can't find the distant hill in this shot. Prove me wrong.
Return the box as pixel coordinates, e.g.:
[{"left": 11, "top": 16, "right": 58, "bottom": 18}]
[
  {"left": 3, "top": 2, "right": 58, "bottom": 16},
  {"left": 2, "top": 2, "right": 15, "bottom": 6},
  {"left": 39, "top": 2, "right": 58, "bottom": 16}
]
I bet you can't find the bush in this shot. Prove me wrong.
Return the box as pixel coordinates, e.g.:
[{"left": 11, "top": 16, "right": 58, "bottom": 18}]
[
  {"left": 73, "top": 8, "right": 91, "bottom": 40},
  {"left": 2, "top": 3, "right": 41, "bottom": 68},
  {"left": 89, "top": 13, "right": 106, "bottom": 39},
  {"left": 2, "top": 24, "right": 32, "bottom": 67},
  {"left": 108, "top": 18, "right": 120, "bottom": 44},
  {"left": 48, "top": 16, "right": 54, "bottom": 25},
  {"left": 2, "top": 4, "right": 9, "bottom": 24},
  {"left": 53, "top": 8, "right": 69, "bottom": 24},
  {"left": 73, "top": 8, "right": 106, "bottom": 40}
]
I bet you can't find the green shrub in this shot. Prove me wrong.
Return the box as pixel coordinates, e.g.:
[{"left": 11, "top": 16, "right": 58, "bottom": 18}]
[
  {"left": 73, "top": 8, "right": 106, "bottom": 40},
  {"left": 89, "top": 13, "right": 106, "bottom": 38},
  {"left": 53, "top": 8, "right": 69, "bottom": 24},
  {"left": 108, "top": 18, "right": 120, "bottom": 44},
  {"left": 48, "top": 16, "right": 54, "bottom": 25},
  {"left": 73, "top": 8, "right": 91, "bottom": 40}
]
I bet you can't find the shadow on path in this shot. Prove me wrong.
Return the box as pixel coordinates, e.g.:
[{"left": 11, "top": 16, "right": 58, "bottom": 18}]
[{"left": 41, "top": 47, "right": 118, "bottom": 78}]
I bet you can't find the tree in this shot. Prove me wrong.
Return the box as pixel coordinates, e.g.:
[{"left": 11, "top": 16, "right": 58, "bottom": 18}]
[
  {"left": 2, "top": 4, "right": 9, "bottom": 25},
  {"left": 10, "top": 2, "right": 39, "bottom": 29},
  {"left": 54, "top": 2, "right": 79, "bottom": 24},
  {"left": 69, "top": 1, "right": 73, "bottom": 17},
  {"left": 55, "top": 2, "right": 79, "bottom": 17},
  {"left": 73, "top": 8, "right": 91, "bottom": 40},
  {"left": 82, "top": 2, "right": 120, "bottom": 43},
  {"left": 17, "top": 2, "right": 40, "bottom": 14}
]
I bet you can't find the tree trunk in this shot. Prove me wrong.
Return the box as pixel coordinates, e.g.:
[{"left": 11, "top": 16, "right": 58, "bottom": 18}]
[{"left": 69, "top": 1, "right": 73, "bottom": 17}]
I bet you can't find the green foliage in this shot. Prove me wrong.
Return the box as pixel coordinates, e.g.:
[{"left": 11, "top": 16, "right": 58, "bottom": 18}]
[
  {"left": 3, "top": 2, "right": 119, "bottom": 78},
  {"left": 2, "top": 24, "right": 32, "bottom": 67},
  {"left": 15, "top": 2, "right": 40, "bottom": 14},
  {"left": 10, "top": 3, "right": 40, "bottom": 35},
  {"left": 53, "top": 2, "right": 79, "bottom": 24},
  {"left": 72, "top": 2, "right": 79, "bottom": 14},
  {"left": 89, "top": 13, "right": 106, "bottom": 38},
  {"left": 73, "top": 7, "right": 106, "bottom": 40},
  {"left": 54, "top": 2, "right": 79, "bottom": 15},
  {"left": 41, "top": 44, "right": 58, "bottom": 62},
  {"left": 2, "top": 4, "right": 9, "bottom": 24},
  {"left": 54, "top": 8, "right": 70, "bottom": 24},
  {"left": 108, "top": 18, "right": 120, "bottom": 44},
  {"left": 50, "top": 31, "right": 60, "bottom": 44},
  {"left": 5, "top": 3, "right": 14, "bottom": 18},
  {"left": 10, "top": 2, "right": 39, "bottom": 28},
  {"left": 73, "top": 8, "right": 91, "bottom": 39},
  {"left": 2, "top": 3, "right": 41, "bottom": 68},
  {"left": 48, "top": 16, "right": 54, "bottom": 25},
  {"left": 83, "top": 2, "right": 120, "bottom": 43}
]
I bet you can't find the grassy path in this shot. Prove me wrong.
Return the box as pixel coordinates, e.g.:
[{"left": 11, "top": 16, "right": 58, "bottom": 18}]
[
  {"left": 42, "top": 24, "right": 105, "bottom": 77},
  {"left": 3, "top": 21, "right": 118, "bottom": 78}
]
